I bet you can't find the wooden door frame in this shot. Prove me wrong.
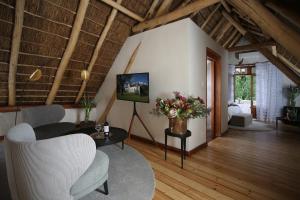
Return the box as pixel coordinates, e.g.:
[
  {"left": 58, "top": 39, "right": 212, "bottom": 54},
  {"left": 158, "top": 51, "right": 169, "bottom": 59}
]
[{"left": 206, "top": 48, "right": 222, "bottom": 139}]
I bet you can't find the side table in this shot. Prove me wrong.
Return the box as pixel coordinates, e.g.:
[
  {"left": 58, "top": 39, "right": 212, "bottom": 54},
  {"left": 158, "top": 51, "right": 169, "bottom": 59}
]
[{"left": 164, "top": 128, "right": 191, "bottom": 168}]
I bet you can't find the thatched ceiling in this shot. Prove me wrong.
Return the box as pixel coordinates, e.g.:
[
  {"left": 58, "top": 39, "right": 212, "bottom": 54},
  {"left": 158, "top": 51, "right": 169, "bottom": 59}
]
[{"left": 0, "top": 0, "right": 299, "bottom": 108}]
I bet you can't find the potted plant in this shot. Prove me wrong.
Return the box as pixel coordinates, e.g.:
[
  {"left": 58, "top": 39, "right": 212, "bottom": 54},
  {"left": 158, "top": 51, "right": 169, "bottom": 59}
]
[
  {"left": 80, "top": 95, "right": 96, "bottom": 127},
  {"left": 153, "top": 92, "right": 208, "bottom": 134},
  {"left": 287, "top": 85, "right": 300, "bottom": 107}
]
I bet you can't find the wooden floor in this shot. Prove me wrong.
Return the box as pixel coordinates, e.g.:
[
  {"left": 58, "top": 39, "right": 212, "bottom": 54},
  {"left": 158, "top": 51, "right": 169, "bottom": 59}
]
[{"left": 127, "top": 128, "right": 300, "bottom": 200}]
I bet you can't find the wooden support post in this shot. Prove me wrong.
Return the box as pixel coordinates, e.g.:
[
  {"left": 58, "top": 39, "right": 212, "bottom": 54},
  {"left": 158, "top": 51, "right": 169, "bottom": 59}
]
[
  {"left": 209, "top": 18, "right": 225, "bottom": 37},
  {"left": 216, "top": 21, "right": 231, "bottom": 42},
  {"left": 144, "top": 0, "right": 160, "bottom": 19},
  {"left": 132, "top": 0, "right": 220, "bottom": 33},
  {"left": 46, "top": 0, "right": 89, "bottom": 105},
  {"left": 201, "top": 3, "right": 221, "bottom": 29},
  {"left": 98, "top": 42, "right": 142, "bottom": 123},
  {"left": 221, "top": 10, "right": 247, "bottom": 35},
  {"left": 229, "top": 0, "right": 300, "bottom": 60},
  {"left": 75, "top": 0, "right": 122, "bottom": 104},
  {"left": 8, "top": 0, "right": 25, "bottom": 106},
  {"left": 222, "top": 29, "right": 238, "bottom": 47},
  {"left": 100, "top": 0, "right": 144, "bottom": 22}
]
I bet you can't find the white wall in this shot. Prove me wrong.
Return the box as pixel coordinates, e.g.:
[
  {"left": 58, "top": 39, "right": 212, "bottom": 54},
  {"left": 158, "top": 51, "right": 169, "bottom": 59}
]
[{"left": 94, "top": 19, "right": 228, "bottom": 151}]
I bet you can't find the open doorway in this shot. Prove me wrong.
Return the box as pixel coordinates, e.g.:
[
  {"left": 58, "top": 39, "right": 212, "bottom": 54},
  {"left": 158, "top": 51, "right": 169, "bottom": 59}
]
[
  {"left": 233, "top": 66, "right": 256, "bottom": 118},
  {"left": 206, "top": 48, "right": 222, "bottom": 143}
]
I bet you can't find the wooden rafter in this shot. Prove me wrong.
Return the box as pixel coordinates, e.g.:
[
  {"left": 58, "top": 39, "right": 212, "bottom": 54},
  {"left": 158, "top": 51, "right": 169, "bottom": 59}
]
[
  {"left": 209, "top": 18, "right": 225, "bottom": 37},
  {"left": 132, "top": 0, "right": 220, "bottom": 33},
  {"left": 221, "top": 0, "right": 231, "bottom": 12},
  {"left": 100, "top": 0, "right": 144, "bottom": 22},
  {"left": 223, "top": 29, "right": 238, "bottom": 47},
  {"left": 228, "top": 33, "right": 241, "bottom": 48},
  {"left": 155, "top": 0, "right": 173, "bottom": 17},
  {"left": 98, "top": 42, "right": 142, "bottom": 123},
  {"left": 145, "top": 0, "right": 161, "bottom": 19},
  {"left": 179, "top": 0, "right": 192, "bottom": 8},
  {"left": 46, "top": 0, "right": 89, "bottom": 105},
  {"left": 243, "top": 34, "right": 300, "bottom": 85},
  {"left": 265, "top": 1, "right": 300, "bottom": 30},
  {"left": 201, "top": 3, "right": 221, "bottom": 29},
  {"left": 221, "top": 10, "right": 246, "bottom": 35},
  {"left": 227, "top": 41, "right": 276, "bottom": 52},
  {"left": 75, "top": 0, "right": 122, "bottom": 104},
  {"left": 8, "top": 0, "right": 25, "bottom": 106},
  {"left": 229, "top": 0, "right": 300, "bottom": 60},
  {"left": 260, "top": 48, "right": 300, "bottom": 85},
  {"left": 216, "top": 21, "right": 231, "bottom": 42}
]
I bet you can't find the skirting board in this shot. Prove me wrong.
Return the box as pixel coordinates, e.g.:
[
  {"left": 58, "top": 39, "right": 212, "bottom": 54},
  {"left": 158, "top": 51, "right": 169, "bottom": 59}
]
[{"left": 130, "top": 134, "right": 207, "bottom": 156}]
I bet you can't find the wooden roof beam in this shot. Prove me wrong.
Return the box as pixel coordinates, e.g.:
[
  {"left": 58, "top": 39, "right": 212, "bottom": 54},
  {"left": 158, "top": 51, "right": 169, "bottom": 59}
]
[
  {"left": 228, "top": 33, "right": 242, "bottom": 48},
  {"left": 260, "top": 48, "right": 300, "bottom": 85},
  {"left": 221, "top": 10, "right": 246, "bottom": 35},
  {"left": 227, "top": 41, "right": 276, "bottom": 52},
  {"left": 265, "top": 1, "right": 300, "bottom": 30},
  {"left": 100, "top": 0, "right": 144, "bottom": 22},
  {"left": 132, "top": 0, "right": 220, "bottom": 33},
  {"left": 221, "top": 0, "right": 231, "bottom": 12},
  {"left": 46, "top": 0, "right": 89, "bottom": 105},
  {"left": 244, "top": 34, "right": 300, "bottom": 85},
  {"left": 144, "top": 0, "right": 160, "bottom": 19},
  {"left": 75, "top": 0, "right": 122, "bottom": 104},
  {"left": 201, "top": 3, "right": 221, "bottom": 29},
  {"left": 155, "top": 0, "right": 173, "bottom": 17},
  {"left": 223, "top": 29, "right": 238, "bottom": 47},
  {"left": 209, "top": 18, "right": 225, "bottom": 37},
  {"left": 228, "top": 0, "right": 300, "bottom": 60},
  {"left": 216, "top": 21, "right": 231, "bottom": 42},
  {"left": 8, "top": 0, "right": 25, "bottom": 106}
]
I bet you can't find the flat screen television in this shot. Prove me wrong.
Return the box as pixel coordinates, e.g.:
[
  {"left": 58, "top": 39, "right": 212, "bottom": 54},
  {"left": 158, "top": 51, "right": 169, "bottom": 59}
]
[{"left": 116, "top": 72, "right": 149, "bottom": 103}]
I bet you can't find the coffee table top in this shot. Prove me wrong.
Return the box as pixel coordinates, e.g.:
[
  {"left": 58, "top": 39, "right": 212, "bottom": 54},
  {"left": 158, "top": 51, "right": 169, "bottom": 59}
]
[{"left": 74, "top": 126, "right": 128, "bottom": 147}]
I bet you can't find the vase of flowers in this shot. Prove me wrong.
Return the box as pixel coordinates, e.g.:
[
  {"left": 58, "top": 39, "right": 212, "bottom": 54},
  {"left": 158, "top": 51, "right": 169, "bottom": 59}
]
[{"left": 153, "top": 92, "right": 207, "bottom": 134}]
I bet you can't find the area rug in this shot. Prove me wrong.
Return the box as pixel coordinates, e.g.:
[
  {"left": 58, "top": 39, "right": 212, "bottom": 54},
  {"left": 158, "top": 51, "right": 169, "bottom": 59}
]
[
  {"left": 229, "top": 120, "right": 274, "bottom": 131},
  {"left": 0, "top": 143, "right": 155, "bottom": 200}
]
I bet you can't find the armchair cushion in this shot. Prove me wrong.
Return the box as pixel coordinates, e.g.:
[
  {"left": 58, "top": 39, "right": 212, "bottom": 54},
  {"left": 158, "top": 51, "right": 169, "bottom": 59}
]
[
  {"left": 71, "top": 150, "right": 109, "bottom": 200},
  {"left": 34, "top": 122, "right": 76, "bottom": 140}
]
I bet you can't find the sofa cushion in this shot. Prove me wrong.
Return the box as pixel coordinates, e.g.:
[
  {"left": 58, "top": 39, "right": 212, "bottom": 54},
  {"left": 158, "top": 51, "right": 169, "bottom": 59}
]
[
  {"left": 34, "top": 122, "right": 76, "bottom": 140},
  {"left": 71, "top": 150, "right": 109, "bottom": 200}
]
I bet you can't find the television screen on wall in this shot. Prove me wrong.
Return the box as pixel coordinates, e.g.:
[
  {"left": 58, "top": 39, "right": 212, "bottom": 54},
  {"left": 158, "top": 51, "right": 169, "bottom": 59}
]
[{"left": 116, "top": 72, "right": 149, "bottom": 103}]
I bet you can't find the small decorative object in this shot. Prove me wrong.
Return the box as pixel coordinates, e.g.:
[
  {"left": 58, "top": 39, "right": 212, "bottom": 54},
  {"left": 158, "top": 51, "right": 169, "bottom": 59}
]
[
  {"left": 287, "top": 85, "right": 300, "bottom": 107},
  {"left": 153, "top": 92, "right": 207, "bottom": 134},
  {"left": 81, "top": 69, "right": 90, "bottom": 81},
  {"left": 81, "top": 95, "right": 95, "bottom": 124}
]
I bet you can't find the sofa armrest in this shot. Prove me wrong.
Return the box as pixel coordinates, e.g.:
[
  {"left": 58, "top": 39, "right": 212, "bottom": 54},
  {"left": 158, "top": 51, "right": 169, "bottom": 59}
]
[{"left": 10, "top": 134, "right": 96, "bottom": 200}]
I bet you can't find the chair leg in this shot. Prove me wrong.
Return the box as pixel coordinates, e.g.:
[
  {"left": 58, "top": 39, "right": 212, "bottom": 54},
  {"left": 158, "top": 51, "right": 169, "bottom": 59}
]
[
  {"left": 96, "top": 180, "right": 109, "bottom": 195},
  {"left": 104, "top": 180, "right": 109, "bottom": 195}
]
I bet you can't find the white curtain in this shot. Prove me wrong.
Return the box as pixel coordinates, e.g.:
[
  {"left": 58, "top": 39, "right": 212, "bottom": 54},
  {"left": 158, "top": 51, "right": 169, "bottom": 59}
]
[
  {"left": 228, "top": 64, "right": 235, "bottom": 103},
  {"left": 256, "top": 62, "right": 284, "bottom": 122}
]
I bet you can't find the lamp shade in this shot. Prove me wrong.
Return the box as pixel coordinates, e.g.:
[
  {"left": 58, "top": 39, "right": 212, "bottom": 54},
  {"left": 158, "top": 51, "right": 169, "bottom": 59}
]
[
  {"left": 29, "top": 69, "right": 42, "bottom": 81},
  {"left": 81, "top": 70, "right": 90, "bottom": 81}
]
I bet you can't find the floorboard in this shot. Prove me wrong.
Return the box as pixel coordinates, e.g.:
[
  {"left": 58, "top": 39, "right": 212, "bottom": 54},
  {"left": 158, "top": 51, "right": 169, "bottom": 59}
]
[{"left": 127, "top": 128, "right": 300, "bottom": 200}]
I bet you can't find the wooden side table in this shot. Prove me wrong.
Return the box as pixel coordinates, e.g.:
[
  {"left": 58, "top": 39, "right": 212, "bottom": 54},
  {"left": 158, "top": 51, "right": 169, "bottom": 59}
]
[{"left": 164, "top": 128, "right": 191, "bottom": 168}]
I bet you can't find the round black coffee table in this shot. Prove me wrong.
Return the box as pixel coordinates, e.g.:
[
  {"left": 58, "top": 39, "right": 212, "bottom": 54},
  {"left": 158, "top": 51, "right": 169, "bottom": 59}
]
[{"left": 73, "top": 126, "right": 128, "bottom": 149}]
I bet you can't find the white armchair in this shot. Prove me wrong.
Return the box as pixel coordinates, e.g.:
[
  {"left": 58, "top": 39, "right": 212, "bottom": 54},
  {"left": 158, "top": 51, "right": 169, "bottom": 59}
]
[{"left": 5, "top": 123, "right": 109, "bottom": 200}]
